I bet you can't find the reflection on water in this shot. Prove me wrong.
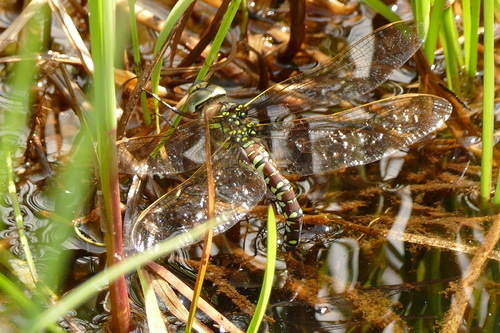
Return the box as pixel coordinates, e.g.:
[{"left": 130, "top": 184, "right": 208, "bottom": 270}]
[{"left": 328, "top": 238, "right": 360, "bottom": 293}]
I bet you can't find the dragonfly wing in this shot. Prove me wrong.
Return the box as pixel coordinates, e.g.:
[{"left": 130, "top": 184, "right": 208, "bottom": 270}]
[
  {"left": 244, "top": 20, "right": 423, "bottom": 120},
  {"left": 260, "top": 94, "right": 452, "bottom": 176},
  {"left": 117, "top": 118, "right": 231, "bottom": 176},
  {"left": 129, "top": 145, "right": 267, "bottom": 252}
]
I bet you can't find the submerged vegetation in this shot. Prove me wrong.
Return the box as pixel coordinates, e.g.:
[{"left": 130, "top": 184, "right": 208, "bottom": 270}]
[{"left": 0, "top": 0, "right": 498, "bottom": 332}]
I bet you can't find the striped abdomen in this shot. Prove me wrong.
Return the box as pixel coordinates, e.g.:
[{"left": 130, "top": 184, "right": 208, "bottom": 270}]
[{"left": 242, "top": 140, "right": 303, "bottom": 247}]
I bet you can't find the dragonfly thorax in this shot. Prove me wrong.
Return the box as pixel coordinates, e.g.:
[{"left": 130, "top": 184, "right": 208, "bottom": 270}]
[{"left": 220, "top": 104, "right": 258, "bottom": 144}]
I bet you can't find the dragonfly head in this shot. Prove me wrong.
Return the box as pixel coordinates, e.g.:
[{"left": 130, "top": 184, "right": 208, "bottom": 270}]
[{"left": 186, "top": 82, "right": 227, "bottom": 114}]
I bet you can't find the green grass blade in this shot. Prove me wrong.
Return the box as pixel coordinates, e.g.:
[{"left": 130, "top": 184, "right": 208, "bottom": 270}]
[
  {"left": 5, "top": 153, "right": 38, "bottom": 283},
  {"left": 0, "top": 10, "right": 43, "bottom": 154},
  {"left": 127, "top": 0, "right": 141, "bottom": 69},
  {"left": 240, "top": 0, "right": 249, "bottom": 35},
  {"left": 149, "top": 0, "right": 196, "bottom": 124},
  {"left": 496, "top": 0, "right": 500, "bottom": 21},
  {"left": 493, "top": 171, "right": 500, "bottom": 205},
  {"left": 463, "top": 0, "right": 481, "bottom": 79},
  {"left": 0, "top": 0, "right": 53, "bottom": 300},
  {"left": 0, "top": 273, "right": 63, "bottom": 332},
  {"left": 480, "top": 0, "right": 495, "bottom": 204},
  {"left": 43, "top": 135, "right": 93, "bottom": 290},
  {"left": 127, "top": 0, "right": 151, "bottom": 126},
  {"left": 195, "top": 0, "right": 243, "bottom": 81},
  {"left": 443, "top": 8, "right": 464, "bottom": 68},
  {"left": 247, "top": 206, "right": 277, "bottom": 332},
  {"left": 0, "top": 272, "right": 38, "bottom": 313},
  {"left": 88, "top": 0, "right": 120, "bottom": 226},
  {"left": 153, "top": 0, "right": 243, "bottom": 134},
  {"left": 441, "top": 7, "right": 463, "bottom": 93},
  {"left": 88, "top": 0, "right": 132, "bottom": 330},
  {"left": 361, "top": 0, "right": 401, "bottom": 22},
  {"left": 423, "top": 0, "right": 445, "bottom": 64},
  {"left": 412, "top": 0, "right": 430, "bottom": 34}
]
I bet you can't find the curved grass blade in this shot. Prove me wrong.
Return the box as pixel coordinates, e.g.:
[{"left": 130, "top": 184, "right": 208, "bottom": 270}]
[{"left": 247, "top": 206, "right": 277, "bottom": 332}]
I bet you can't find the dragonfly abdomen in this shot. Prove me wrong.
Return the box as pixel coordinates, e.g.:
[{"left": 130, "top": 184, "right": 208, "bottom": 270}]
[{"left": 242, "top": 140, "right": 303, "bottom": 247}]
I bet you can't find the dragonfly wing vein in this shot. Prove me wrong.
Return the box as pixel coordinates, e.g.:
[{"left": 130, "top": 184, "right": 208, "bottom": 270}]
[
  {"left": 244, "top": 20, "right": 423, "bottom": 120},
  {"left": 117, "top": 117, "right": 236, "bottom": 176},
  {"left": 259, "top": 94, "right": 452, "bottom": 176},
  {"left": 130, "top": 145, "right": 267, "bottom": 251}
]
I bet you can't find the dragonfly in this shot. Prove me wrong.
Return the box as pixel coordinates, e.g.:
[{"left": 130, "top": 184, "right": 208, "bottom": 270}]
[{"left": 118, "top": 20, "right": 452, "bottom": 252}]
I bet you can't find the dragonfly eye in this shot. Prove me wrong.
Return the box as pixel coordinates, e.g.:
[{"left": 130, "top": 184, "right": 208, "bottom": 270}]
[{"left": 186, "top": 83, "right": 227, "bottom": 114}]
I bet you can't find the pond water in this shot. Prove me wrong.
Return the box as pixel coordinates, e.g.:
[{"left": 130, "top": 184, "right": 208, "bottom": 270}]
[{"left": 0, "top": 0, "right": 498, "bottom": 332}]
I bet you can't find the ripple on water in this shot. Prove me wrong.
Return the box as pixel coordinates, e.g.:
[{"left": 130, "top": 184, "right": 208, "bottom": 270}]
[{"left": 0, "top": 176, "right": 54, "bottom": 259}]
